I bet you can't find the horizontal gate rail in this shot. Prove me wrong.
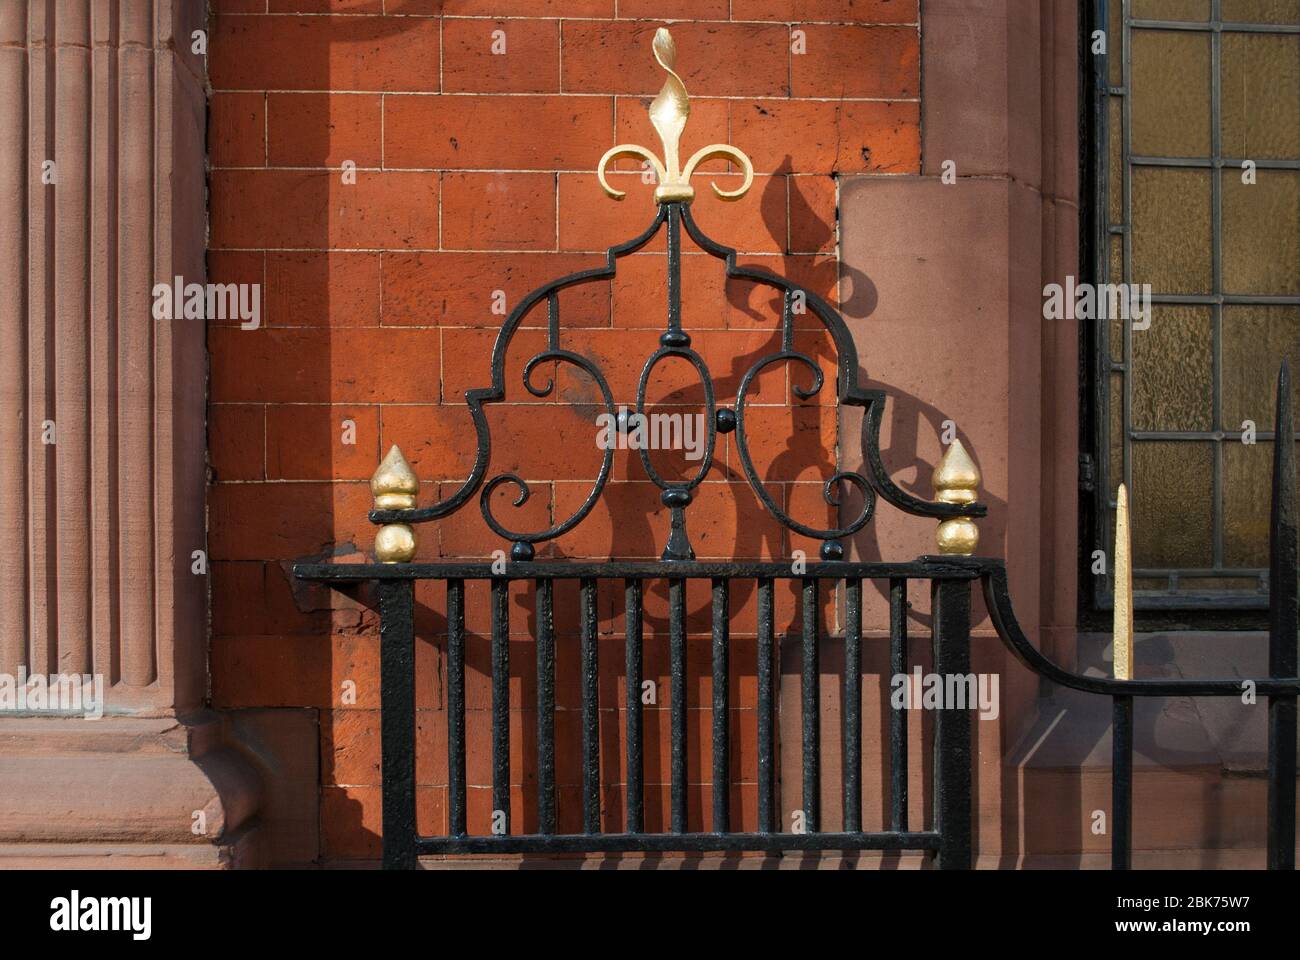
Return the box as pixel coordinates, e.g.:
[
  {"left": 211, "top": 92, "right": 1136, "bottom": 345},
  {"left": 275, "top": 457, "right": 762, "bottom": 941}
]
[
  {"left": 293, "top": 561, "right": 984, "bottom": 582},
  {"left": 412, "top": 833, "right": 943, "bottom": 856}
]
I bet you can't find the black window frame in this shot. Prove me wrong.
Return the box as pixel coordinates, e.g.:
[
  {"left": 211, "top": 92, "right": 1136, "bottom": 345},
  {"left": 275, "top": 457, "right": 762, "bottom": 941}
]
[{"left": 1078, "top": 0, "right": 1298, "bottom": 630}]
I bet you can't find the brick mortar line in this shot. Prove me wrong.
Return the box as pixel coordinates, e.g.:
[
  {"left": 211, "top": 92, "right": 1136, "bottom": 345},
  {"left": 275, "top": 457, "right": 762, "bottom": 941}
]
[
  {"left": 556, "top": 7, "right": 564, "bottom": 95},
  {"left": 211, "top": 251, "right": 838, "bottom": 256},
  {"left": 211, "top": 401, "right": 826, "bottom": 406},
  {"left": 915, "top": 3, "right": 924, "bottom": 172},
  {"left": 210, "top": 248, "right": 842, "bottom": 255},
  {"left": 212, "top": 257, "right": 837, "bottom": 266},
  {"left": 212, "top": 248, "right": 834, "bottom": 254},
  {"left": 210, "top": 166, "right": 908, "bottom": 175},
  {"left": 211, "top": 477, "right": 837, "bottom": 483},
  {"left": 786, "top": 22, "right": 793, "bottom": 105},
  {"left": 212, "top": 90, "right": 920, "bottom": 101},
  {"left": 210, "top": 15, "right": 921, "bottom": 26},
  {"left": 214, "top": 329, "right": 834, "bottom": 334}
]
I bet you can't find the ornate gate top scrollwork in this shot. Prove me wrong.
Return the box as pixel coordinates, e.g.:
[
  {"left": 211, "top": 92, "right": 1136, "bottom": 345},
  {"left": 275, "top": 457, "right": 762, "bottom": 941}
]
[{"left": 368, "top": 26, "right": 988, "bottom": 565}]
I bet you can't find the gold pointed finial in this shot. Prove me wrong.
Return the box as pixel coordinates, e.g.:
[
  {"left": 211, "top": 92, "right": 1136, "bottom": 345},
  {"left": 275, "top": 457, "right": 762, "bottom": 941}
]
[
  {"left": 1112, "top": 483, "right": 1134, "bottom": 680},
  {"left": 372, "top": 445, "right": 418, "bottom": 508},
  {"left": 933, "top": 439, "right": 981, "bottom": 555},
  {"left": 597, "top": 27, "right": 754, "bottom": 204},
  {"left": 372, "top": 445, "right": 417, "bottom": 563}
]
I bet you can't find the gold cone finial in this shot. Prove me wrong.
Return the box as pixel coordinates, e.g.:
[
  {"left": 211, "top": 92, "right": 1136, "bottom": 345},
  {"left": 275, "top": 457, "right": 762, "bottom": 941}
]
[
  {"left": 1113, "top": 483, "right": 1134, "bottom": 680},
  {"left": 597, "top": 27, "right": 754, "bottom": 205},
  {"left": 372, "top": 445, "right": 418, "bottom": 563},
  {"left": 933, "top": 439, "right": 981, "bottom": 555},
  {"left": 934, "top": 439, "right": 980, "bottom": 502},
  {"left": 372, "top": 445, "right": 419, "bottom": 510}
]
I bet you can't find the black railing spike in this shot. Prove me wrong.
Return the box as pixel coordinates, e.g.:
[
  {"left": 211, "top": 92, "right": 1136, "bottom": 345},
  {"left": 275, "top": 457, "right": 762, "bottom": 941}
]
[
  {"left": 1267, "top": 360, "right": 1298, "bottom": 870},
  {"left": 1269, "top": 361, "right": 1296, "bottom": 600}
]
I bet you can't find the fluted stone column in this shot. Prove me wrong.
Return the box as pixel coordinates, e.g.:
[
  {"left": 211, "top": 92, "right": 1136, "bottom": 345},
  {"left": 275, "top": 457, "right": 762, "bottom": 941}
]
[{"left": 0, "top": 0, "right": 262, "bottom": 867}]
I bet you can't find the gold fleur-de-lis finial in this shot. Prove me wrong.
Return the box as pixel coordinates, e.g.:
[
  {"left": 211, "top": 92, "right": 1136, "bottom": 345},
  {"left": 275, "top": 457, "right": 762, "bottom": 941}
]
[{"left": 597, "top": 27, "right": 754, "bottom": 205}]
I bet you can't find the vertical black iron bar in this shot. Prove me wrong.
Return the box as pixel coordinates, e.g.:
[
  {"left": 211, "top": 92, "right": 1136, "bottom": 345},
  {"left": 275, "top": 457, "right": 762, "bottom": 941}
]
[
  {"left": 711, "top": 578, "right": 730, "bottom": 833},
  {"left": 931, "top": 579, "right": 973, "bottom": 869},
  {"left": 756, "top": 577, "right": 775, "bottom": 834},
  {"left": 1111, "top": 695, "right": 1134, "bottom": 870},
  {"left": 801, "top": 578, "right": 820, "bottom": 833},
  {"left": 447, "top": 578, "right": 467, "bottom": 836},
  {"left": 547, "top": 291, "right": 560, "bottom": 351},
  {"left": 670, "top": 577, "right": 687, "bottom": 833},
  {"left": 843, "top": 578, "right": 862, "bottom": 833},
  {"left": 781, "top": 290, "right": 794, "bottom": 351},
  {"left": 580, "top": 577, "right": 600, "bottom": 833},
  {"left": 536, "top": 578, "right": 556, "bottom": 834},
  {"left": 378, "top": 579, "right": 416, "bottom": 869},
  {"left": 625, "top": 579, "right": 644, "bottom": 834},
  {"left": 490, "top": 578, "right": 510, "bottom": 835},
  {"left": 889, "top": 577, "right": 909, "bottom": 832},
  {"left": 666, "top": 203, "right": 681, "bottom": 335},
  {"left": 1267, "top": 362, "right": 1297, "bottom": 870}
]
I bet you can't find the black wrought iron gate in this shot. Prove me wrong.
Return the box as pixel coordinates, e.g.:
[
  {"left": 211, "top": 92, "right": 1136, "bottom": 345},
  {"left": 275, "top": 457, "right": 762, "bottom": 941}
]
[{"left": 293, "top": 27, "right": 1299, "bottom": 871}]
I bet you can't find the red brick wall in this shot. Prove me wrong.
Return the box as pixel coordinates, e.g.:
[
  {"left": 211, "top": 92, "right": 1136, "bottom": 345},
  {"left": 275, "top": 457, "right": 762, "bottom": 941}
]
[{"left": 207, "top": 0, "right": 919, "bottom": 861}]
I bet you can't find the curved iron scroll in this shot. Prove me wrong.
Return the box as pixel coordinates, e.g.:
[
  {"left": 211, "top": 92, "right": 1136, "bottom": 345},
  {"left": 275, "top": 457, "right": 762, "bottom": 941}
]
[
  {"left": 982, "top": 562, "right": 1300, "bottom": 698},
  {"left": 370, "top": 201, "right": 987, "bottom": 560}
]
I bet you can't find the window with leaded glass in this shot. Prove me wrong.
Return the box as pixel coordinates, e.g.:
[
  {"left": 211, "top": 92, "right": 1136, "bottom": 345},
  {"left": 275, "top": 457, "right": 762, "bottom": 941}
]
[{"left": 1086, "top": 0, "right": 1299, "bottom": 613}]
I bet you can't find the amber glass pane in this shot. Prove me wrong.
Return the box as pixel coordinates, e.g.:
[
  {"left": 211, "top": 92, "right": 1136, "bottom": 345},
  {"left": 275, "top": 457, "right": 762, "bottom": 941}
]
[
  {"left": 1222, "top": 305, "right": 1300, "bottom": 430},
  {"left": 1109, "top": 236, "right": 1125, "bottom": 362},
  {"left": 1131, "top": 306, "right": 1213, "bottom": 430},
  {"left": 1222, "top": 33, "right": 1300, "bottom": 160},
  {"left": 1108, "top": 233, "right": 1125, "bottom": 284},
  {"left": 1221, "top": 170, "right": 1300, "bottom": 295},
  {"left": 1221, "top": 0, "right": 1300, "bottom": 23},
  {"left": 1134, "top": 577, "right": 1171, "bottom": 591},
  {"left": 1108, "top": 95, "right": 1124, "bottom": 226},
  {"left": 1179, "top": 577, "right": 1265, "bottom": 591},
  {"left": 1109, "top": 372, "right": 1125, "bottom": 488},
  {"left": 1224, "top": 440, "right": 1274, "bottom": 566},
  {"left": 1133, "top": 0, "right": 1212, "bottom": 18},
  {"left": 1132, "top": 442, "right": 1214, "bottom": 567},
  {"left": 1131, "top": 168, "right": 1213, "bottom": 293},
  {"left": 1131, "top": 30, "right": 1212, "bottom": 156}
]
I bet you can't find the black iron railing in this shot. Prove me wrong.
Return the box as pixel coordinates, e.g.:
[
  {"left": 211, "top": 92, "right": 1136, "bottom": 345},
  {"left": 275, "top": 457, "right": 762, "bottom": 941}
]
[
  {"left": 294, "top": 198, "right": 1298, "bottom": 870},
  {"left": 293, "top": 561, "right": 982, "bottom": 867},
  {"left": 295, "top": 547, "right": 1298, "bottom": 867}
]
